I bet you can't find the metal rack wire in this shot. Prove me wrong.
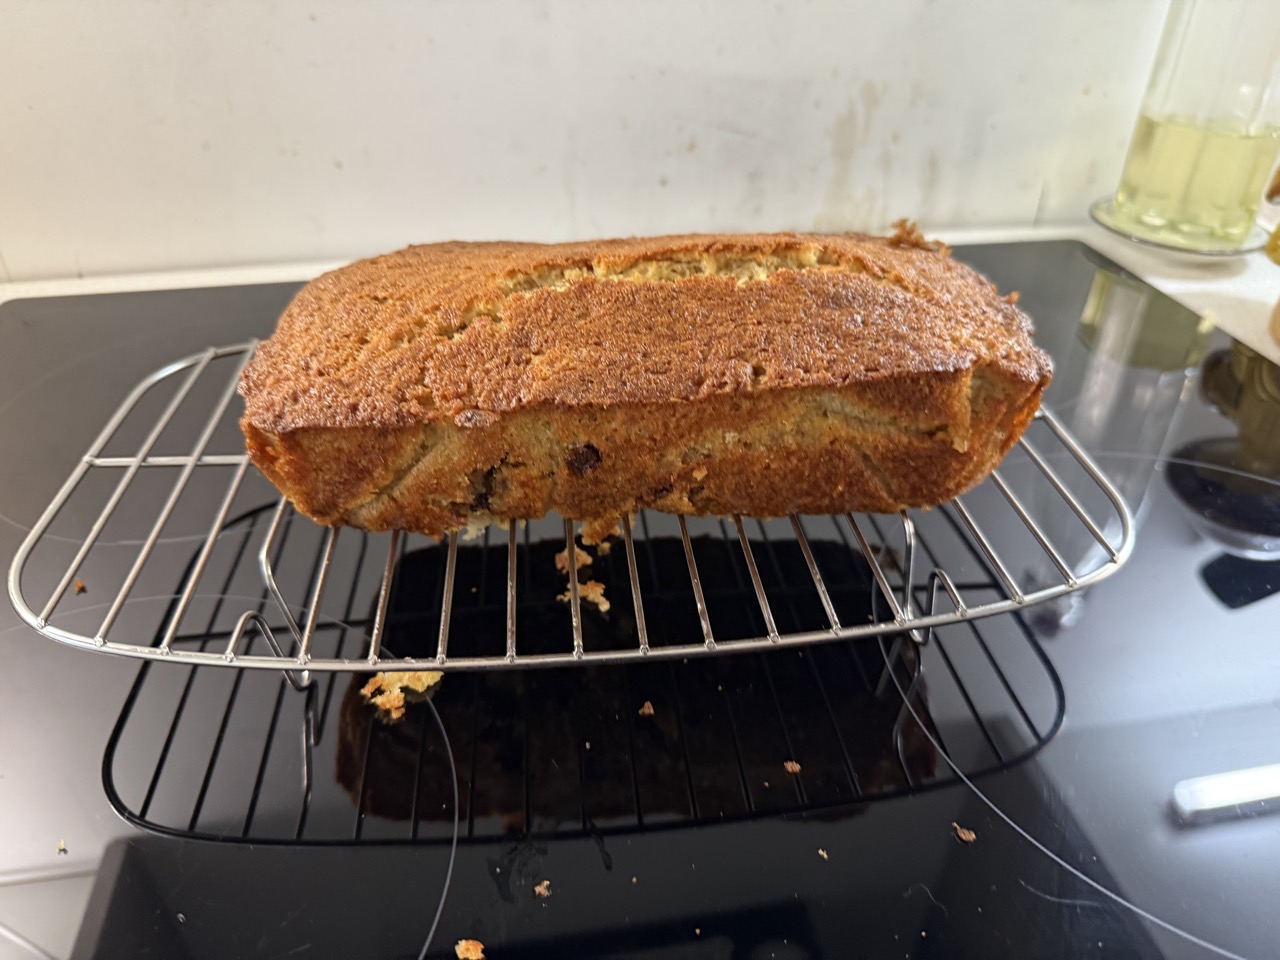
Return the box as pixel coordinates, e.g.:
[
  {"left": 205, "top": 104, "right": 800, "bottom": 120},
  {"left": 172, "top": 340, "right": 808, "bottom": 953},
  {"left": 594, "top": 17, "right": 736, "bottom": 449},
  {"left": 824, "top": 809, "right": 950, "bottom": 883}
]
[{"left": 9, "top": 342, "right": 1134, "bottom": 679}]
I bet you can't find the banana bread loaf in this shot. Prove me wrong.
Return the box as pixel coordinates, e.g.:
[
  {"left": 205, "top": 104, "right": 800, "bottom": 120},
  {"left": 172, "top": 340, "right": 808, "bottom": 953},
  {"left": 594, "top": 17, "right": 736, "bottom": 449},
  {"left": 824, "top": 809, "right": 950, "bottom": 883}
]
[{"left": 239, "top": 224, "right": 1052, "bottom": 538}]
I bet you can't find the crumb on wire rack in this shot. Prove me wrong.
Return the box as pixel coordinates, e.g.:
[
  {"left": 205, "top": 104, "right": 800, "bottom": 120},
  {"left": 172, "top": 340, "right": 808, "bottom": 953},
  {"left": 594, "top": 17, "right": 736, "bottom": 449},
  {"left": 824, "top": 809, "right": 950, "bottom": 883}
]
[
  {"left": 554, "top": 545, "right": 593, "bottom": 575},
  {"left": 783, "top": 760, "right": 801, "bottom": 775},
  {"left": 580, "top": 517, "right": 621, "bottom": 545},
  {"left": 558, "top": 579, "right": 610, "bottom": 613}
]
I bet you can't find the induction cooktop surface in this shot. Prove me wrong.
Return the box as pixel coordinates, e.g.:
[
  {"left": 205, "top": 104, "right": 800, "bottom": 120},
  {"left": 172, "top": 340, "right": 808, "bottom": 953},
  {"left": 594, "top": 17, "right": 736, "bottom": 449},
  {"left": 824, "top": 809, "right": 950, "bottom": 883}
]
[{"left": 1, "top": 240, "right": 1277, "bottom": 960}]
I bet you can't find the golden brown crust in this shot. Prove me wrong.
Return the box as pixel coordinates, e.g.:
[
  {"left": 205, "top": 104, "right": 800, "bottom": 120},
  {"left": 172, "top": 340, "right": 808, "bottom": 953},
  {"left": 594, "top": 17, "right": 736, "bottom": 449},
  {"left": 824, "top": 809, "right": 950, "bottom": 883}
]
[{"left": 240, "top": 227, "right": 1051, "bottom": 534}]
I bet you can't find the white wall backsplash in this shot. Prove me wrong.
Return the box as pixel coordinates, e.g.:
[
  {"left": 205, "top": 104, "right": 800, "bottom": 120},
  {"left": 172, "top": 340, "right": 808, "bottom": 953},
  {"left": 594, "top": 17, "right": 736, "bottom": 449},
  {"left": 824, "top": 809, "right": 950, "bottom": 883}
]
[{"left": 0, "top": 0, "right": 1168, "bottom": 282}]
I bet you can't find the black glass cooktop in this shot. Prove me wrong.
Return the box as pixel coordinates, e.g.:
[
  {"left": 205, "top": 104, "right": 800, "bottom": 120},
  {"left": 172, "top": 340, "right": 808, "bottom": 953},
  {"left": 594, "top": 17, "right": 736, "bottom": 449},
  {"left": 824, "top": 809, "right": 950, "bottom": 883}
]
[{"left": 1, "top": 240, "right": 1277, "bottom": 960}]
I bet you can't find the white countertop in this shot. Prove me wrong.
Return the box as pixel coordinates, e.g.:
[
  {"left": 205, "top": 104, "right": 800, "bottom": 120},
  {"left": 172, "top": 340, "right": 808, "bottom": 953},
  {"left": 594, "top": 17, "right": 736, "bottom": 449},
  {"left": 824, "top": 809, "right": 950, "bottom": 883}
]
[
  {"left": 2, "top": 223, "right": 1277, "bottom": 365},
  {"left": 1078, "top": 225, "right": 1280, "bottom": 367}
]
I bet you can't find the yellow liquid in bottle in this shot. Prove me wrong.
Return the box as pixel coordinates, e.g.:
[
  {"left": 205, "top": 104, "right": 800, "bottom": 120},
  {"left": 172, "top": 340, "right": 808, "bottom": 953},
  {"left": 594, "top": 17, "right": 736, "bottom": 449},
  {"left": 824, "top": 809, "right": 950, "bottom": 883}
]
[{"left": 1112, "top": 113, "right": 1280, "bottom": 250}]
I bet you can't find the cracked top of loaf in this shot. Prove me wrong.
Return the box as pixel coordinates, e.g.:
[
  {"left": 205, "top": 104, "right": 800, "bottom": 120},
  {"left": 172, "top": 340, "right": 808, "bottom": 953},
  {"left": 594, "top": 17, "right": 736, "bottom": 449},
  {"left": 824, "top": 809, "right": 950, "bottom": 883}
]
[{"left": 239, "top": 224, "right": 1052, "bottom": 435}]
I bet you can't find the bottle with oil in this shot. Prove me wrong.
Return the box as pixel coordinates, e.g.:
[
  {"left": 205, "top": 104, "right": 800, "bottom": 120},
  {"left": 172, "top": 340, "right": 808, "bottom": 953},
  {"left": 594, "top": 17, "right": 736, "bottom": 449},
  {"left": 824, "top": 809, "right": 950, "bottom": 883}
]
[
  {"left": 1112, "top": 114, "right": 1279, "bottom": 249},
  {"left": 1268, "top": 167, "right": 1279, "bottom": 347},
  {"left": 1105, "top": 0, "right": 1280, "bottom": 252},
  {"left": 1267, "top": 165, "right": 1280, "bottom": 265}
]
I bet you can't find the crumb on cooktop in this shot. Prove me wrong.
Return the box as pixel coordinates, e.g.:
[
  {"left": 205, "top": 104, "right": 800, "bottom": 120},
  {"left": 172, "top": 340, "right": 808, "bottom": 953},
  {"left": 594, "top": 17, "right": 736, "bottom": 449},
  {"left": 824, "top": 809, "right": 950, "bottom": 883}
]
[
  {"left": 952, "top": 821, "right": 976, "bottom": 844},
  {"left": 631, "top": 875, "right": 637, "bottom": 884},
  {"left": 818, "top": 848, "right": 829, "bottom": 860},
  {"left": 360, "top": 670, "right": 443, "bottom": 722},
  {"left": 534, "top": 879, "right": 551, "bottom": 898},
  {"left": 455, "top": 940, "right": 485, "bottom": 960},
  {"left": 638, "top": 700, "right": 655, "bottom": 717},
  {"left": 558, "top": 579, "right": 610, "bottom": 613},
  {"left": 783, "top": 760, "right": 801, "bottom": 775},
  {"left": 73, "top": 578, "right": 87, "bottom": 595}
]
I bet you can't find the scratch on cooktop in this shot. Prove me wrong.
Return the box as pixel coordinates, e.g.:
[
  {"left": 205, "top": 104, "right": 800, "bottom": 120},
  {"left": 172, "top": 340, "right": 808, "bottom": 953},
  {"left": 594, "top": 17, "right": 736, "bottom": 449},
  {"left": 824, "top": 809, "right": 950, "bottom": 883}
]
[
  {"left": 266, "top": 944, "right": 312, "bottom": 958},
  {"left": 903, "top": 882, "right": 948, "bottom": 917},
  {"left": 1017, "top": 878, "right": 1104, "bottom": 910}
]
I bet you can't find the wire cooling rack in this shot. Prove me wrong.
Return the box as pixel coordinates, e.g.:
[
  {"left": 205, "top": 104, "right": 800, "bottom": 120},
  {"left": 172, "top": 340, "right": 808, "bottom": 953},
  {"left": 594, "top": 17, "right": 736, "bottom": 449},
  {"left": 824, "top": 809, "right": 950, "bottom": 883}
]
[
  {"left": 102, "top": 509, "right": 1065, "bottom": 843},
  {"left": 102, "top": 492, "right": 1066, "bottom": 845},
  {"left": 9, "top": 342, "right": 1134, "bottom": 680}
]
